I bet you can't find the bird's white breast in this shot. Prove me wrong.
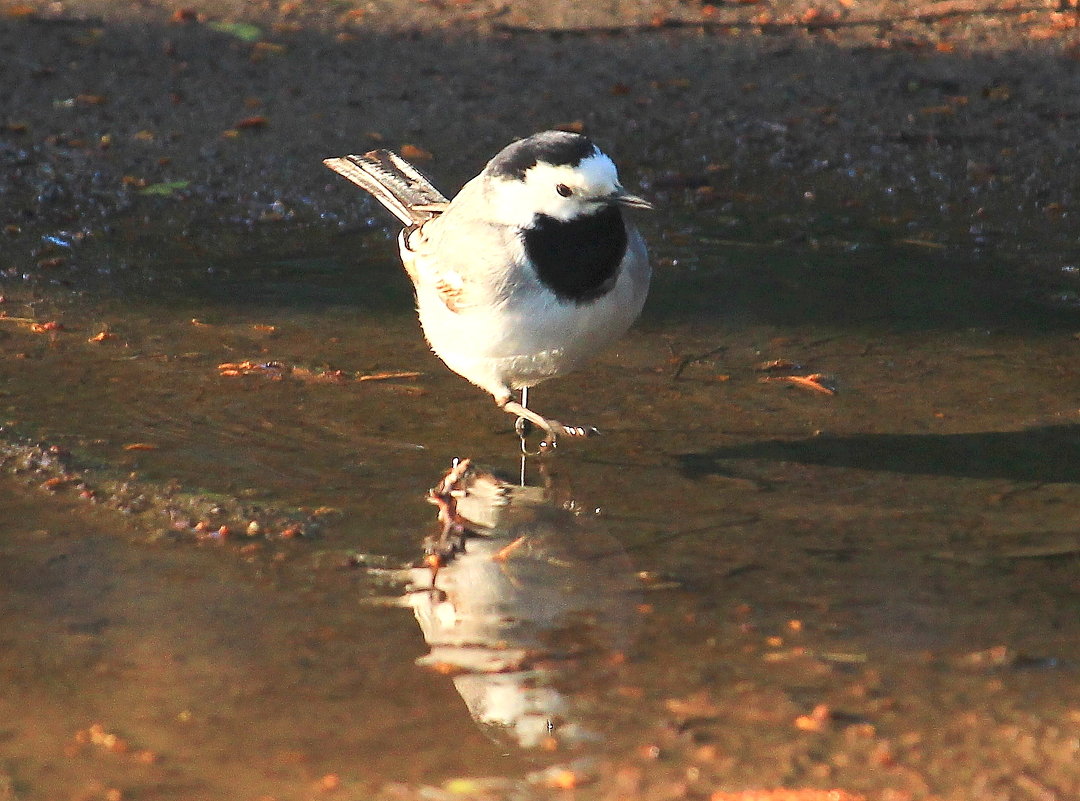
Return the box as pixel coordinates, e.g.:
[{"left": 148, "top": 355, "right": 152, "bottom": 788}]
[{"left": 410, "top": 227, "right": 649, "bottom": 398}]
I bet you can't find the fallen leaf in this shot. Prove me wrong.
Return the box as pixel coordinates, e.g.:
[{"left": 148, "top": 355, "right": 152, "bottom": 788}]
[
  {"left": 251, "top": 41, "right": 286, "bottom": 59},
  {"left": 217, "top": 360, "right": 288, "bottom": 377},
  {"left": 958, "top": 645, "right": 1012, "bottom": 668},
  {"left": 545, "top": 769, "right": 582, "bottom": 790},
  {"left": 206, "top": 20, "right": 263, "bottom": 42},
  {"left": 336, "top": 8, "right": 366, "bottom": 24},
  {"left": 756, "top": 358, "right": 798, "bottom": 372},
  {"left": 1000, "top": 540, "right": 1080, "bottom": 559},
  {"left": 760, "top": 373, "right": 838, "bottom": 395},
  {"left": 710, "top": 791, "right": 866, "bottom": 801},
  {"left": 982, "top": 83, "right": 1011, "bottom": 101},
  {"left": 665, "top": 690, "right": 723, "bottom": 719},
  {"left": 2, "top": 4, "right": 37, "bottom": 17},
  {"left": 801, "top": 8, "right": 839, "bottom": 25},
  {"left": 356, "top": 370, "right": 422, "bottom": 382},
  {"left": 794, "top": 704, "right": 831, "bottom": 732},
  {"left": 399, "top": 143, "right": 432, "bottom": 161},
  {"left": 234, "top": 115, "right": 268, "bottom": 130},
  {"left": 137, "top": 180, "right": 189, "bottom": 196},
  {"left": 315, "top": 774, "right": 340, "bottom": 792},
  {"left": 899, "top": 237, "right": 945, "bottom": 249},
  {"left": 170, "top": 8, "right": 199, "bottom": 23}
]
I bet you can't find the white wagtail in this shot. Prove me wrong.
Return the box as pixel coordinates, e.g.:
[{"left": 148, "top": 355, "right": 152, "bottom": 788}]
[{"left": 323, "top": 130, "right": 652, "bottom": 443}]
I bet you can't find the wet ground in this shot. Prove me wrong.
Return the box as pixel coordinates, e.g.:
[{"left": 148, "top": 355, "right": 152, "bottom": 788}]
[{"left": 1, "top": 1, "right": 1079, "bottom": 799}]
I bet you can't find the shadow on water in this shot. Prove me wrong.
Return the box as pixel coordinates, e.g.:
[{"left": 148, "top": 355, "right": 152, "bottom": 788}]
[
  {"left": 679, "top": 423, "right": 1080, "bottom": 484},
  {"left": 644, "top": 241, "right": 1080, "bottom": 332},
  {"left": 72, "top": 227, "right": 1080, "bottom": 347},
  {"left": 77, "top": 224, "right": 414, "bottom": 314}
]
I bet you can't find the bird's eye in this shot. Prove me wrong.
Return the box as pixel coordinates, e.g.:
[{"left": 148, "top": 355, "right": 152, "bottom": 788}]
[{"left": 556, "top": 184, "right": 573, "bottom": 197}]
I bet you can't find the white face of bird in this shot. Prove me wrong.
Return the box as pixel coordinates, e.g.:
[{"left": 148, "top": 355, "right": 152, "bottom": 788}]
[{"left": 485, "top": 151, "right": 651, "bottom": 227}]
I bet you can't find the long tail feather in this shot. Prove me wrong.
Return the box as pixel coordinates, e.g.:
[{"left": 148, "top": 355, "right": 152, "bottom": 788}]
[{"left": 323, "top": 150, "right": 449, "bottom": 226}]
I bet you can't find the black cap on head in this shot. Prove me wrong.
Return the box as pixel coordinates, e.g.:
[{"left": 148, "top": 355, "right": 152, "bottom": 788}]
[{"left": 485, "top": 131, "right": 600, "bottom": 180}]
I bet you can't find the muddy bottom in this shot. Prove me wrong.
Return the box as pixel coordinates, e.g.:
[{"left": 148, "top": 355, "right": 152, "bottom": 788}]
[{"left": 0, "top": 216, "right": 1077, "bottom": 801}]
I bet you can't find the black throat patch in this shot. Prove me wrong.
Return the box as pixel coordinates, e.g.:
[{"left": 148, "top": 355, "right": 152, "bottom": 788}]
[{"left": 523, "top": 206, "right": 628, "bottom": 305}]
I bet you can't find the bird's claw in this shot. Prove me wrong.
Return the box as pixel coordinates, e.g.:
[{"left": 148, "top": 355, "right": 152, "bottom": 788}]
[
  {"left": 519, "top": 422, "right": 598, "bottom": 454},
  {"left": 559, "top": 425, "right": 599, "bottom": 438}
]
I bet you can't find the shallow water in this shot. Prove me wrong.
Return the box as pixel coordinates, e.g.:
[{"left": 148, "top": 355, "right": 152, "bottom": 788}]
[{"left": 0, "top": 213, "right": 1077, "bottom": 800}]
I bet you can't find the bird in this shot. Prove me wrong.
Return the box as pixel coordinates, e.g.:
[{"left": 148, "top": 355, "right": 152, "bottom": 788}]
[{"left": 323, "top": 130, "right": 652, "bottom": 444}]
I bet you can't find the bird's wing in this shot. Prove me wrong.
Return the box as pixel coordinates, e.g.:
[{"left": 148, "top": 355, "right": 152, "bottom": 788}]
[
  {"left": 401, "top": 192, "right": 520, "bottom": 315},
  {"left": 401, "top": 225, "right": 486, "bottom": 314},
  {"left": 323, "top": 150, "right": 449, "bottom": 226}
]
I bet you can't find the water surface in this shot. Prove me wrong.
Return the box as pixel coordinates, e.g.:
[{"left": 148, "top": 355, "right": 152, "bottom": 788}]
[{"left": 0, "top": 215, "right": 1077, "bottom": 799}]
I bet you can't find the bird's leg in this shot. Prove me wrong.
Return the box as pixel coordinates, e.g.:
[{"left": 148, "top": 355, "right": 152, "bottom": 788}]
[
  {"left": 516, "top": 386, "right": 532, "bottom": 485},
  {"left": 514, "top": 386, "right": 534, "bottom": 445},
  {"left": 498, "top": 390, "right": 599, "bottom": 445}
]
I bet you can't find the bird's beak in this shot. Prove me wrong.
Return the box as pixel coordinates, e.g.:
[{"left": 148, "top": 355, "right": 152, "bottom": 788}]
[{"left": 612, "top": 188, "right": 654, "bottom": 210}]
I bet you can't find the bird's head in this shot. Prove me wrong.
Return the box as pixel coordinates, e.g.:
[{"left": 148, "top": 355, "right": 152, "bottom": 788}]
[{"left": 483, "top": 131, "right": 652, "bottom": 227}]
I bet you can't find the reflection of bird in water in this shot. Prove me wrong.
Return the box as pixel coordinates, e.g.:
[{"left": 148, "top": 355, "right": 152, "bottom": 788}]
[
  {"left": 401, "top": 459, "right": 639, "bottom": 749},
  {"left": 323, "top": 131, "right": 652, "bottom": 446}
]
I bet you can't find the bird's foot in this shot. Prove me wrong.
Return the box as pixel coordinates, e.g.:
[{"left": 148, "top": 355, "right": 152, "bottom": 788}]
[
  {"left": 514, "top": 415, "right": 532, "bottom": 441},
  {"left": 502, "top": 400, "right": 599, "bottom": 448}
]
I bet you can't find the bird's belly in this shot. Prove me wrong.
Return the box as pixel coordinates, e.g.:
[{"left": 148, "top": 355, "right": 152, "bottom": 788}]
[{"left": 416, "top": 274, "right": 646, "bottom": 395}]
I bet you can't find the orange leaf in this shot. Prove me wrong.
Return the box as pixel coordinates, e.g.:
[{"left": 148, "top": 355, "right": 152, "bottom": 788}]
[
  {"left": 251, "top": 41, "right": 286, "bottom": 59},
  {"left": 782, "top": 374, "right": 837, "bottom": 395},
  {"left": 2, "top": 4, "right": 36, "bottom": 17},
  {"left": 356, "top": 370, "right": 421, "bottom": 382},
  {"left": 555, "top": 120, "right": 585, "bottom": 133},
  {"left": 760, "top": 373, "right": 838, "bottom": 395},
  {"left": 545, "top": 769, "right": 583, "bottom": 790},
  {"left": 710, "top": 791, "right": 866, "bottom": 801},
  {"left": 399, "top": 144, "right": 432, "bottom": 161},
  {"left": 234, "top": 115, "right": 269, "bottom": 130}
]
